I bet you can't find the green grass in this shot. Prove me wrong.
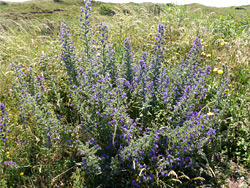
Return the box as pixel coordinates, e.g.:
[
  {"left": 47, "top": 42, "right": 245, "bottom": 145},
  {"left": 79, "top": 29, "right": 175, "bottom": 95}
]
[{"left": 1, "top": 0, "right": 250, "bottom": 187}]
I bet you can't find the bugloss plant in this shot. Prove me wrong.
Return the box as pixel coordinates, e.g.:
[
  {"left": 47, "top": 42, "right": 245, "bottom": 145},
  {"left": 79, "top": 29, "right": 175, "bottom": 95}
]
[
  {"left": 0, "top": 103, "right": 12, "bottom": 184},
  {"left": 8, "top": 58, "right": 76, "bottom": 186},
  {"left": 9, "top": 0, "right": 230, "bottom": 187},
  {"left": 0, "top": 103, "right": 9, "bottom": 147}
]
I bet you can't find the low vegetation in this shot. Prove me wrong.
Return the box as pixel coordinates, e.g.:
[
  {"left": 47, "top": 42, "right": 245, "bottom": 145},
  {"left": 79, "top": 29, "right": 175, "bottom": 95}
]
[{"left": 0, "top": 0, "right": 250, "bottom": 187}]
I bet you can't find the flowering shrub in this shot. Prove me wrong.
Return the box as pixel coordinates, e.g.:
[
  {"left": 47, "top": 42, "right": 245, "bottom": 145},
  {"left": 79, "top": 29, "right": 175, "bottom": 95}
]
[
  {"left": 9, "top": 0, "right": 230, "bottom": 187},
  {"left": 0, "top": 103, "right": 9, "bottom": 146}
]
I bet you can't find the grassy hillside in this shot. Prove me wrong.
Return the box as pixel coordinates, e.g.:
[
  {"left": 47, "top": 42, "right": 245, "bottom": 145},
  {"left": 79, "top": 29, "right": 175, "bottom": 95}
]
[{"left": 0, "top": 0, "right": 250, "bottom": 187}]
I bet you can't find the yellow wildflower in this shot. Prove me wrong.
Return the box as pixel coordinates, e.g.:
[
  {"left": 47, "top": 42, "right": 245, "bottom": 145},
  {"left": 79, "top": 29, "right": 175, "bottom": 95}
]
[
  {"left": 236, "top": 92, "right": 239, "bottom": 96},
  {"left": 6, "top": 151, "right": 10, "bottom": 157},
  {"left": 201, "top": 52, "right": 206, "bottom": 56},
  {"left": 20, "top": 172, "right": 24, "bottom": 176},
  {"left": 217, "top": 70, "right": 223, "bottom": 74},
  {"left": 207, "top": 112, "right": 214, "bottom": 116},
  {"left": 225, "top": 89, "right": 229, "bottom": 93},
  {"left": 229, "top": 84, "right": 232, "bottom": 87},
  {"left": 221, "top": 42, "right": 225, "bottom": 46},
  {"left": 150, "top": 169, "right": 154, "bottom": 174},
  {"left": 201, "top": 39, "right": 203, "bottom": 42},
  {"left": 213, "top": 68, "right": 218, "bottom": 72},
  {"left": 136, "top": 178, "right": 139, "bottom": 182}
]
